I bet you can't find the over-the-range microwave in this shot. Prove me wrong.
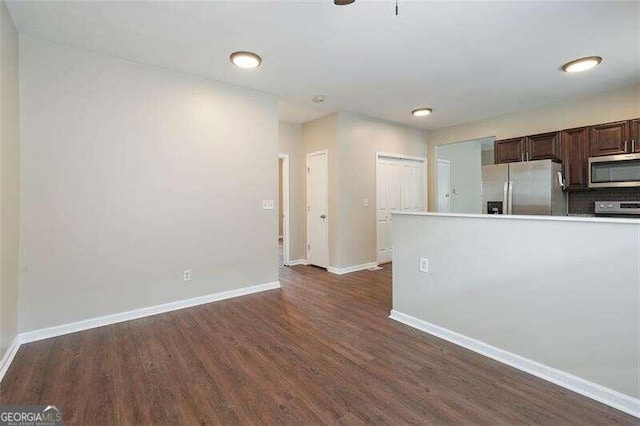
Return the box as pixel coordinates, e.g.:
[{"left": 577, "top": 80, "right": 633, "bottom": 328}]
[{"left": 588, "top": 153, "right": 640, "bottom": 188}]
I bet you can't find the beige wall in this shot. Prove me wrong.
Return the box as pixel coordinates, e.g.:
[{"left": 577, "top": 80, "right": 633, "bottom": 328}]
[
  {"left": 0, "top": 0, "right": 20, "bottom": 357},
  {"left": 18, "top": 36, "right": 279, "bottom": 332},
  {"left": 337, "top": 112, "right": 425, "bottom": 268},
  {"left": 302, "top": 113, "right": 340, "bottom": 265},
  {"left": 425, "top": 84, "right": 640, "bottom": 210},
  {"left": 302, "top": 112, "right": 426, "bottom": 269},
  {"left": 278, "top": 121, "right": 306, "bottom": 261}
]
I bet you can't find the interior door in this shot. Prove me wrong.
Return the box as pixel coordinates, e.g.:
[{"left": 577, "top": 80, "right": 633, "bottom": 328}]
[
  {"left": 377, "top": 159, "right": 400, "bottom": 264},
  {"left": 377, "top": 157, "right": 425, "bottom": 264},
  {"left": 437, "top": 160, "right": 451, "bottom": 213},
  {"left": 401, "top": 161, "right": 425, "bottom": 212},
  {"left": 307, "top": 151, "right": 329, "bottom": 268}
]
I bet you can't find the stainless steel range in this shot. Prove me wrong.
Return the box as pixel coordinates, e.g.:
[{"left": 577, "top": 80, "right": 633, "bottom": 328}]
[{"left": 594, "top": 201, "right": 640, "bottom": 218}]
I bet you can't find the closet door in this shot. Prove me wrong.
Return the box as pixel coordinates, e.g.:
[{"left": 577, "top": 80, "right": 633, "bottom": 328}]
[{"left": 377, "top": 157, "right": 425, "bottom": 264}]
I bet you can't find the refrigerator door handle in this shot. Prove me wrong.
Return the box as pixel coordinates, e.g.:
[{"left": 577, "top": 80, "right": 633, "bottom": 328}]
[
  {"left": 508, "top": 181, "right": 513, "bottom": 214},
  {"left": 502, "top": 181, "right": 508, "bottom": 214}
]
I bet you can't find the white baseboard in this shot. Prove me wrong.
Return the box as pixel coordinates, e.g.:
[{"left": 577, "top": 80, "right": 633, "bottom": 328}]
[
  {"left": 328, "top": 262, "right": 378, "bottom": 275},
  {"left": 19, "top": 281, "right": 281, "bottom": 344},
  {"left": 389, "top": 310, "right": 640, "bottom": 419},
  {"left": 287, "top": 259, "right": 308, "bottom": 266},
  {"left": 0, "top": 336, "right": 21, "bottom": 384}
]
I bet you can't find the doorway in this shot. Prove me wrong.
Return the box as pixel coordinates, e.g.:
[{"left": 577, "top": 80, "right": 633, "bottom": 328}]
[
  {"left": 278, "top": 154, "right": 290, "bottom": 266},
  {"left": 437, "top": 159, "right": 451, "bottom": 213},
  {"left": 306, "top": 150, "right": 329, "bottom": 268},
  {"left": 376, "top": 153, "right": 427, "bottom": 264}
]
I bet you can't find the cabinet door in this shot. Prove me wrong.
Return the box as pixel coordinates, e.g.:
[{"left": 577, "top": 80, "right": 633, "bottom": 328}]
[
  {"left": 495, "top": 138, "right": 525, "bottom": 164},
  {"left": 589, "top": 121, "right": 629, "bottom": 156},
  {"left": 631, "top": 119, "right": 640, "bottom": 153},
  {"left": 562, "top": 127, "right": 589, "bottom": 190},
  {"left": 526, "top": 131, "right": 561, "bottom": 161}
]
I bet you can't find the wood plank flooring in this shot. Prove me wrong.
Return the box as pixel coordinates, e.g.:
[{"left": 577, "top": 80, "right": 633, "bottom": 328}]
[{"left": 1, "top": 261, "right": 637, "bottom": 424}]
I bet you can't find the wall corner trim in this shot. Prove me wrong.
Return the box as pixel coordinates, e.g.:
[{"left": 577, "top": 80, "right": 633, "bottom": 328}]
[
  {"left": 0, "top": 337, "right": 22, "bottom": 384},
  {"left": 389, "top": 309, "right": 640, "bottom": 419},
  {"left": 18, "top": 281, "right": 281, "bottom": 345},
  {"left": 328, "top": 262, "right": 379, "bottom": 275}
]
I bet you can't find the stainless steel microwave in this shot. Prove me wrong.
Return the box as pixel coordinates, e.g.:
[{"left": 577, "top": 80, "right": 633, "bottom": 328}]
[{"left": 588, "top": 153, "right": 640, "bottom": 188}]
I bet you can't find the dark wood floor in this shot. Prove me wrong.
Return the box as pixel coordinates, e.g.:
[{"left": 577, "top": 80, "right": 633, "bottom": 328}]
[{"left": 1, "top": 260, "right": 637, "bottom": 424}]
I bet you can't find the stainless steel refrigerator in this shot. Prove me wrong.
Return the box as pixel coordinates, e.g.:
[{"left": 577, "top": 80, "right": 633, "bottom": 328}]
[{"left": 482, "top": 159, "right": 567, "bottom": 216}]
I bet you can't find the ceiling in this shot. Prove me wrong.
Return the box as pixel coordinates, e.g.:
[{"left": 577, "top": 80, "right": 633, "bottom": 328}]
[{"left": 6, "top": 0, "right": 640, "bottom": 130}]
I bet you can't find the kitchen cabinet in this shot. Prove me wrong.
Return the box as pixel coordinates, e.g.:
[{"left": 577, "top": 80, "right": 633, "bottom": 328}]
[
  {"left": 631, "top": 119, "right": 640, "bottom": 153},
  {"left": 526, "top": 131, "right": 561, "bottom": 162},
  {"left": 494, "top": 137, "right": 525, "bottom": 164},
  {"left": 589, "top": 120, "right": 629, "bottom": 157},
  {"left": 561, "top": 127, "right": 589, "bottom": 190}
]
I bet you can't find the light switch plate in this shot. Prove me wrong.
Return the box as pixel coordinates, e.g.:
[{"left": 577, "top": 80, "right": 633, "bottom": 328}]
[
  {"left": 419, "top": 258, "right": 428, "bottom": 273},
  {"left": 262, "top": 200, "right": 275, "bottom": 210},
  {"left": 363, "top": 198, "right": 369, "bottom": 207}
]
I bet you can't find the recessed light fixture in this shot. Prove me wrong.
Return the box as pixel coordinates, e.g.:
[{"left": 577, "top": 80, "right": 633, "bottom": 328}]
[
  {"left": 412, "top": 108, "right": 433, "bottom": 117},
  {"left": 230, "top": 51, "right": 262, "bottom": 69},
  {"left": 312, "top": 96, "right": 326, "bottom": 103},
  {"left": 561, "top": 56, "right": 602, "bottom": 73}
]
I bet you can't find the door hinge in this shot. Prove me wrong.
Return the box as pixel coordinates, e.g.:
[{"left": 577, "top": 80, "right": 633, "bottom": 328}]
[
  {"left": 307, "top": 167, "right": 310, "bottom": 173},
  {"left": 307, "top": 206, "right": 310, "bottom": 212},
  {"left": 307, "top": 244, "right": 311, "bottom": 250}
]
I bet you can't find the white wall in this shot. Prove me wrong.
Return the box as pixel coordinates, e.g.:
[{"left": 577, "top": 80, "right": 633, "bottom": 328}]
[
  {"left": 0, "top": 0, "right": 20, "bottom": 357},
  {"left": 392, "top": 213, "right": 639, "bottom": 399},
  {"left": 425, "top": 84, "right": 640, "bottom": 210},
  {"left": 19, "top": 36, "right": 279, "bottom": 332},
  {"left": 278, "top": 121, "right": 305, "bottom": 261},
  {"left": 435, "top": 139, "right": 483, "bottom": 214}
]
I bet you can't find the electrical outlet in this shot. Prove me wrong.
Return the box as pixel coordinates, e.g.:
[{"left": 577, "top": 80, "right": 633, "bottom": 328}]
[
  {"left": 419, "top": 258, "right": 428, "bottom": 273},
  {"left": 262, "top": 200, "right": 275, "bottom": 210},
  {"left": 183, "top": 269, "right": 192, "bottom": 282}
]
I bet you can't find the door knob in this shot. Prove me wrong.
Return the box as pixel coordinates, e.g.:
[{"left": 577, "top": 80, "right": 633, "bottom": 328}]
[{"left": 320, "top": 214, "right": 327, "bottom": 219}]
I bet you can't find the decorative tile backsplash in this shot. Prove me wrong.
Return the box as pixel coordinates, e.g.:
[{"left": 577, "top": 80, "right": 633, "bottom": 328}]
[{"left": 568, "top": 187, "right": 640, "bottom": 214}]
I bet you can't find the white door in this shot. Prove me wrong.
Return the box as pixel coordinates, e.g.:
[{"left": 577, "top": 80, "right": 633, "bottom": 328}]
[
  {"left": 307, "top": 151, "right": 329, "bottom": 268},
  {"left": 377, "top": 156, "right": 426, "bottom": 264},
  {"left": 437, "top": 160, "right": 451, "bottom": 213}
]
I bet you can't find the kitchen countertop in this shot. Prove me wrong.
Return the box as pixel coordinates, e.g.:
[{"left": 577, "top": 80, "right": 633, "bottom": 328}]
[{"left": 391, "top": 211, "right": 640, "bottom": 225}]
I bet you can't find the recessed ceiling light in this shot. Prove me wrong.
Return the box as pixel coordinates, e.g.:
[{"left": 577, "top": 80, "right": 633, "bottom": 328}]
[
  {"left": 312, "top": 96, "right": 326, "bottom": 103},
  {"left": 412, "top": 108, "right": 433, "bottom": 117},
  {"left": 561, "top": 56, "right": 602, "bottom": 73},
  {"left": 230, "top": 51, "right": 262, "bottom": 69}
]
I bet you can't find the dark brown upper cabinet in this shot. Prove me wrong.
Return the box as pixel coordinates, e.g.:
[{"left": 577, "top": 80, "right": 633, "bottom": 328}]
[
  {"left": 526, "top": 131, "right": 561, "bottom": 162},
  {"left": 494, "top": 137, "right": 525, "bottom": 164},
  {"left": 561, "top": 127, "right": 589, "bottom": 191},
  {"left": 631, "top": 119, "right": 640, "bottom": 153},
  {"left": 589, "top": 120, "right": 629, "bottom": 157}
]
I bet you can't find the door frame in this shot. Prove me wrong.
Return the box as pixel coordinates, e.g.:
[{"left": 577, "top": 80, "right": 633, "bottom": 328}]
[
  {"left": 375, "top": 152, "right": 427, "bottom": 264},
  {"left": 437, "top": 159, "right": 451, "bottom": 213},
  {"left": 278, "top": 154, "right": 291, "bottom": 266},
  {"left": 306, "top": 150, "right": 329, "bottom": 267}
]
